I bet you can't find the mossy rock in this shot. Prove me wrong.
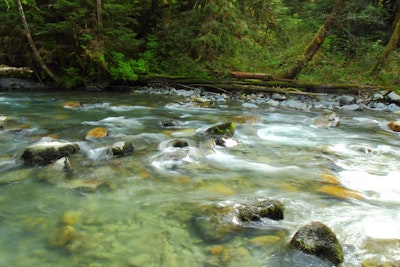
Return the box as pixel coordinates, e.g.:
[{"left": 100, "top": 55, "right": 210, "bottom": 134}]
[
  {"left": 237, "top": 198, "right": 284, "bottom": 222},
  {"left": 206, "top": 122, "right": 235, "bottom": 137},
  {"left": 111, "top": 141, "right": 134, "bottom": 156},
  {"left": 21, "top": 140, "right": 80, "bottom": 165},
  {"left": 290, "top": 221, "right": 343, "bottom": 265}
]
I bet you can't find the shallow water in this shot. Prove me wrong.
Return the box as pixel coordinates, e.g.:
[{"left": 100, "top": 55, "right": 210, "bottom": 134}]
[{"left": 0, "top": 90, "right": 399, "bottom": 266}]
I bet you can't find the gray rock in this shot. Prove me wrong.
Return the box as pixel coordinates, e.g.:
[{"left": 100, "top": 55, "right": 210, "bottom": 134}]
[
  {"left": 272, "top": 93, "right": 286, "bottom": 101},
  {"left": 290, "top": 221, "right": 343, "bottom": 265},
  {"left": 340, "top": 104, "right": 362, "bottom": 111},
  {"left": 0, "top": 78, "right": 45, "bottom": 90},
  {"left": 21, "top": 140, "right": 80, "bottom": 165},
  {"left": 338, "top": 95, "right": 355, "bottom": 106},
  {"left": 386, "top": 91, "right": 400, "bottom": 103},
  {"left": 386, "top": 103, "right": 400, "bottom": 113},
  {"left": 237, "top": 198, "right": 284, "bottom": 222},
  {"left": 51, "top": 157, "right": 72, "bottom": 171}
]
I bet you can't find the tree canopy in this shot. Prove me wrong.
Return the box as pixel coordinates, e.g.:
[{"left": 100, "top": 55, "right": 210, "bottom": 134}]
[{"left": 0, "top": 0, "right": 398, "bottom": 88}]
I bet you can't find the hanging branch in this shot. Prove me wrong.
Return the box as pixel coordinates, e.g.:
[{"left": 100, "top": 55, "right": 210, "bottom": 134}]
[
  {"left": 370, "top": 6, "right": 400, "bottom": 75},
  {"left": 16, "top": 0, "right": 59, "bottom": 84},
  {"left": 4, "top": 0, "right": 10, "bottom": 10}
]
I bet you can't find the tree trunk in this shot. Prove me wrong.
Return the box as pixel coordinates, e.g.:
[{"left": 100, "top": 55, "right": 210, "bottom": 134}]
[
  {"left": 16, "top": 0, "right": 59, "bottom": 84},
  {"left": 281, "top": 0, "right": 346, "bottom": 79},
  {"left": 370, "top": 4, "right": 400, "bottom": 75}
]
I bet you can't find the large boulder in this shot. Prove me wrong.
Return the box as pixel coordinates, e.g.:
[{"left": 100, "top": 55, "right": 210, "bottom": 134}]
[
  {"left": 290, "top": 221, "right": 343, "bottom": 265},
  {"left": 21, "top": 140, "right": 80, "bottom": 165}
]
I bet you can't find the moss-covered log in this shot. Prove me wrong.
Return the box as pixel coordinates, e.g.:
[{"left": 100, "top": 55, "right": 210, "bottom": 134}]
[{"left": 136, "top": 74, "right": 388, "bottom": 96}]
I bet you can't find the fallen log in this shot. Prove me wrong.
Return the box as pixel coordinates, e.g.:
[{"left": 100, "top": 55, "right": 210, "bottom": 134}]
[
  {"left": 135, "top": 73, "right": 391, "bottom": 96},
  {"left": 0, "top": 66, "right": 33, "bottom": 76}
]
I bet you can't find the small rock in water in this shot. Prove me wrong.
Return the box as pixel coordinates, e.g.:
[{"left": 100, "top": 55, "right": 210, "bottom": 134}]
[
  {"left": 111, "top": 141, "right": 134, "bottom": 156},
  {"left": 161, "top": 120, "right": 179, "bottom": 128},
  {"left": 388, "top": 121, "right": 400, "bottom": 132},
  {"left": 62, "top": 101, "right": 84, "bottom": 109}
]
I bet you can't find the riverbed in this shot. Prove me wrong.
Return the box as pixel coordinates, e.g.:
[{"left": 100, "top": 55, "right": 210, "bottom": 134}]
[{"left": 0, "top": 89, "right": 399, "bottom": 266}]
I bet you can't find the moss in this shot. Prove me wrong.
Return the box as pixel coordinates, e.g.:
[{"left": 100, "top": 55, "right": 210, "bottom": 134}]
[{"left": 205, "top": 122, "right": 235, "bottom": 137}]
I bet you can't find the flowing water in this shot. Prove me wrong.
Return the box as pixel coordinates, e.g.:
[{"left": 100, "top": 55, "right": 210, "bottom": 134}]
[{"left": 0, "top": 90, "right": 399, "bottom": 267}]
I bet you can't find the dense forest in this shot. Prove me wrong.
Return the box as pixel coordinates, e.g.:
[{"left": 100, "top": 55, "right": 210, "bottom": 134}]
[{"left": 0, "top": 0, "right": 399, "bottom": 89}]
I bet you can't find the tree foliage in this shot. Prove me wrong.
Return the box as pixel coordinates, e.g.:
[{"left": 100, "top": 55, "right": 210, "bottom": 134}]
[{"left": 0, "top": 0, "right": 398, "bottom": 87}]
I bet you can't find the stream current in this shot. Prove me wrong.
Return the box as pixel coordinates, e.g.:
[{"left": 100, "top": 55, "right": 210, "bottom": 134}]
[{"left": 0, "top": 90, "right": 399, "bottom": 266}]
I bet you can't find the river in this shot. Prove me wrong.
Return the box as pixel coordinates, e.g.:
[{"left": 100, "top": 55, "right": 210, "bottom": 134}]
[{"left": 0, "top": 90, "right": 399, "bottom": 266}]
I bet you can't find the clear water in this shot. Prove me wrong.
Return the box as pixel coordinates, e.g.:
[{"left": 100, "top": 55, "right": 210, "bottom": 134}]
[{"left": 0, "top": 91, "right": 399, "bottom": 267}]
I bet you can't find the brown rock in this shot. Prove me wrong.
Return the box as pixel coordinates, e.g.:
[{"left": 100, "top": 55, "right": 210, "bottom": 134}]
[
  {"left": 388, "top": 121, "right": 400, "bottom": 132},
  {"left": 85, "top": 127, "right": 108, "bottom": 139}
]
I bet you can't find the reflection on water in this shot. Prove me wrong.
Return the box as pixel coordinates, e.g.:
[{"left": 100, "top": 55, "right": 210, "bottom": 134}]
[{"left": 0, "top": 91, "right": 400, "bottom": 266}]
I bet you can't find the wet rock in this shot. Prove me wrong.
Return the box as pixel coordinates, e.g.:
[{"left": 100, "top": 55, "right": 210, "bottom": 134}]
[
  {"left": 386, "top": 103, "right": 400, "bottom": 113},
  {"left": 388, "top": 121, "right": 400, "bottom": 132},
  {"left": 237, "top": 198, "right": 284, "bottom": 222},
  {"left": 192, "top": 204, "right": 240, "bottom": 242},
  {"left": 111, "top": 141, "right": 134, "bottom": 156},
  {"left": 317, "top": 185, "right": 363, "bottom": 199},
  {"left": 161, "top": 120, "right": 179, "bottom": 128},
  {"left": 168, "top": 139, "right": 189, "bottom": 148},
  {"left": 215, "top": 137, "right": 239, "bottom": 148},
  {"left": 386, "top": 91, "right": 400, "bottom": 104},
  {"left": 340, "top": 104, "right": 362, "bottom": 111},
  {"left": 192, "top": 198, "right": 284, "bottom": 242},
  {"left": 290, "top": 221, "right": 343, "bottom": 265},
  {"left": 338, "top": 95, "right": 355, "bottom": 106},
  {"left": 20, "top": 140, "right": 80, "bottom": 165},
  {"left": 313, "top": 111, "right": 340, "bottom": 128},
  {"left": 62, "top": 101, "right": 84, "bottom": 109},
  {"left": 85, "top": 127, "right": 108, "bottom": 139},
  {"left": 272, "top": 93, "right": 286, "bottom": 101},
  {"left": 206, "top": 122, "right": 235, "bottom": 137},
  {"left": 51, "top": 156, "right": 72, "bottom": 171},
  {"left": 0, "top": 114, "right": 7, "bottom": 129}
]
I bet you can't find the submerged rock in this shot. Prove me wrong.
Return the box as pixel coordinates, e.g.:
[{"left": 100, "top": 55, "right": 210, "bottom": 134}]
[
  {"left": 206, "top": 122, "right": 235, "bottom": 137},
  {"left": 20, "top": 140, "right": 80, "bottom": 165},
  {"left": 313, "top": 111, "right": 340, "bottom": 128},
  {"left": 290, "top": 221, "right": 343, "bottom": 265},
  {"left": 192, "top": 198, "right": 285, "bottom": 242}
]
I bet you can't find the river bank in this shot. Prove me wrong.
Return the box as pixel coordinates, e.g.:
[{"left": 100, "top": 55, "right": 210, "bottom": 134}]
[{"left": 2, "top": 77, "right": 400, "bottom": 115}]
